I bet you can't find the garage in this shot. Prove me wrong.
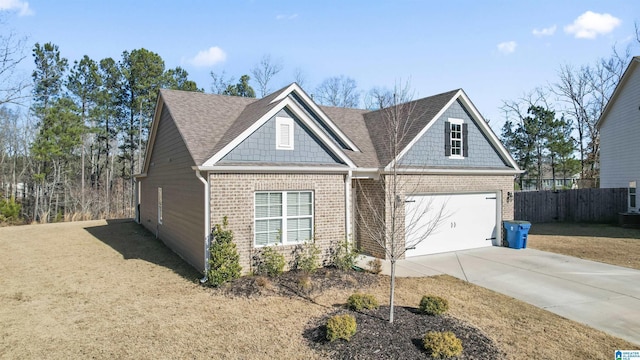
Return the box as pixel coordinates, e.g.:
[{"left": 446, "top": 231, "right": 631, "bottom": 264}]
[{"left": 405, "top": 192, "right": 499, "bottom": 257}]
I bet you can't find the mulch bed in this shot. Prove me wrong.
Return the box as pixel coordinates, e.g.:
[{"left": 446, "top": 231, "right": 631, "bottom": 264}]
[
  {"left": 304, "top": 306, "right": 504, "bottom": 359},
  {"left": 214, "top": 267, "right": 379, "bottom": 299}
]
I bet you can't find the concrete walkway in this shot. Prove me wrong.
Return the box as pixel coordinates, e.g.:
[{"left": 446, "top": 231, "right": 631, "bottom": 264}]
[{"left": 359, "top": 247, "right": 640, "bottom": 345}]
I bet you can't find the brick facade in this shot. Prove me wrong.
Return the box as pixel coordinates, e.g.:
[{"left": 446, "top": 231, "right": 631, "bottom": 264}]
[
  {"left": 209, "top": 173, "right": 346, "bottom": 274},
  {"left": 355, "top": 174, "right": 515, "bottom": 259}
]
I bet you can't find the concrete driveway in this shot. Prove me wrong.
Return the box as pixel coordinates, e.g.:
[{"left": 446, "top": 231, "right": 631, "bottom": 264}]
[{"left": 365, "top": 247, "right": 640, "bottom": 345}]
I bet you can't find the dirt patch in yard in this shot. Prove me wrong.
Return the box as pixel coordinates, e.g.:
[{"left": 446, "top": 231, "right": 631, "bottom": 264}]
[
  {"left": 0, "top": 220, "right": 637, "bottom": 359},
  {"left": 529, "top": 223, "right": 640, "bottom": 270}
]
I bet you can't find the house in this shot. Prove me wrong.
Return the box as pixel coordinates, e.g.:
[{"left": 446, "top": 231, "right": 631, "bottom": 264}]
[
  {"left": 135, "top": 84, "right": 521, "bottom": 275},
  {"left": 597, "top": 56, "right": 640, "bottom": 199}
]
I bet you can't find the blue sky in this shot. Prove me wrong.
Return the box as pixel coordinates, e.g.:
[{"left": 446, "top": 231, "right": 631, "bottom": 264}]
[{"left": 2, "top": 0, "right": 639, "bottom": 131}]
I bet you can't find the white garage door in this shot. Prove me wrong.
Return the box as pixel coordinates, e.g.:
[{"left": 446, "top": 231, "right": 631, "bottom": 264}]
[{"left": 405, "top": 193, "right": 499, "bottom": 257}]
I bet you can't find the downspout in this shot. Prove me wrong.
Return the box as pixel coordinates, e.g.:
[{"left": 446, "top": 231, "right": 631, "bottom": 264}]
[
  {"left": 194, "top": 170, "right": 211, "bottom": 283},
  {"left": 345, "top": 170, "right": 352, "bottom": 244}
]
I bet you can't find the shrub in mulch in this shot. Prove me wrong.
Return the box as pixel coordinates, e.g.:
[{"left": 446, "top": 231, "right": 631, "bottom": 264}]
[{"left": 304, "top": 306, "right": 504, "bottom": 359}]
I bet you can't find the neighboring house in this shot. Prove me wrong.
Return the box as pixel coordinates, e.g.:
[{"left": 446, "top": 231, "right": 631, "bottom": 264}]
[
  {"left": 598, "top": 56, "right": 640, "bottom": 196},
  {"left": 135, "top": 83, "right": 520, "bottom": 274}
]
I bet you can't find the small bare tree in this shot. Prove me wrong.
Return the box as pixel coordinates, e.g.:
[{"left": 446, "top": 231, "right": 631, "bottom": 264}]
[
  {"left": 355, "top": 82, "right": 448, "bottom": 323},
  {"left": 251, "top": 54, "right": 283, "bottom": 98}
]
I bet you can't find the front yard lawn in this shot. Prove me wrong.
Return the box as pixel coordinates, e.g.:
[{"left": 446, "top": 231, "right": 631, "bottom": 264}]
[
  {"left": 528, "top": 223, "right": 640, "bottom": 270},
  {"left": 0, "top": 220, "right": 636, "bottom": 359}
]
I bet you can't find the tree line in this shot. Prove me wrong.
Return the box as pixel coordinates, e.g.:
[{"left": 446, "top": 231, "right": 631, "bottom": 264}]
[
  {"left": 0, "top": 25, "right": 394, "bottom": 223},
  {"left": 501, "top": 31, "right": 640, "bottom": 190},
  {"left": 1, "top": 35, "right": 202, "bottom": 222}
]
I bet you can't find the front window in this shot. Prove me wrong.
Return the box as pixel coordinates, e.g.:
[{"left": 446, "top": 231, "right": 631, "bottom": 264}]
[
  {"left": 255, "top": 191, "right": 313, "bottom": 246},
  {"left": 449, "top": 119, "right": 463, "bottom": 158}
]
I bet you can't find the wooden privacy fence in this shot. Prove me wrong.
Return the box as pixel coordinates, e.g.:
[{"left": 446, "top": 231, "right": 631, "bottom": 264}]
[{"left": 514, "top": 188, "right": 628, "bottom": 223}]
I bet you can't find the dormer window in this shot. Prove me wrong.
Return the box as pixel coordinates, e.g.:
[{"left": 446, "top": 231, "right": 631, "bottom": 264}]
[
  {"left": 445, "top": 118, "right": 468, "bottom": 159},
  {"left": 276, "top": 117, "right": 294, "bottom": 150}
]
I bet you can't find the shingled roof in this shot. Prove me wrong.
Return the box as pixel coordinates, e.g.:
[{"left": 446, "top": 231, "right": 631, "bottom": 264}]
[{"left": 153, "top": 85, "right": 476, "bottom": 170}]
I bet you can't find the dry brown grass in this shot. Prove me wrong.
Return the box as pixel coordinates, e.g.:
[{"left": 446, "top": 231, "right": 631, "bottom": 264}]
[
  {"left": 528, "top": 223, "right": 640, "bottom": 270},
  {"left": 0, "top": 220, "right": 636, "bottom": 359}
]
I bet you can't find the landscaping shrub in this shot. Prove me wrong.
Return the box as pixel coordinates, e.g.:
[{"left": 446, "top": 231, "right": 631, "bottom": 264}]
[
  {"left": 207, "top": 216, "right": 242, "bottom": 287},
  {"left": 331, "top": 238, "right": 358, "bottom": 271},
  {"left": 422, "top": 331, "right": 463, "bottom": 358},
  {"left": 347, "top": 293, "right": 379, "bottom": 311},
  {"left": 367, "top": 258, "right": 382, "bottom": 274},
  {"left": 257, "top": 246, "right": 285, "bottom": 277},
  {"left": 326, "top": 314, "right": 357, "bottom": 342},
  {"left": 419, "top": 295, "right": 449, "bottom": 315},
  {"left": 296, "top": 241, "right": 321, "bottom": 273}
]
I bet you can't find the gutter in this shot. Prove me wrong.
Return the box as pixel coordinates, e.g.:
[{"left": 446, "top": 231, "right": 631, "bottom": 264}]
[
  {"left": 194, "top": 169, "right": 211, "bottom": 284},
  {"left": 344, "top": 170, "right": 352, "bottom": 244}
]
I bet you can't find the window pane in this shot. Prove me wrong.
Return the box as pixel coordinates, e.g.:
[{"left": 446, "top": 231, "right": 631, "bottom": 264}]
[
  {"left": 269, "top": 219, "right": 281, "bottom": 232},
  {"left": 300, "top": 229, "right": 312, "bottom": 241},
  {"left": 299, "top": 218, "right": 312, "bottom": 230},
  {"left": 269, "top": 193, "right": 282, "bottom": 205},
  {"left": 255, "top": 220, "right": 268, "bottom": 232},
  {"left": 287, "top": 204, "right": 298, "bottom": 216},
  {"left": 255, "top": 232, "right": 268, "bottom": 246},
  {"left": 268, "top": 231, "right": 280, "bottom": 245},
  {"left": 287, "top": 192, "right": 299, "bottom": 205},
  {"left": 299, "top": 204, "right": 312, "bottom": 216},
  {"left": 255, "top": 193, "right": 268, "bottom": 205},
  {"left": 300, "top": 192, "right": 312, "bottom": 204},
  {"left": 287, "top": 218, "right": 298, "bottom": 230},
  {"left": 287, "top": 230, "right": 298, "bottom": 242},
  {"left": 255, "top": 205, "right": 269, "bottom": 218},
  {"left": 270, "top": 204, "right": 282, "bottom": 217}
]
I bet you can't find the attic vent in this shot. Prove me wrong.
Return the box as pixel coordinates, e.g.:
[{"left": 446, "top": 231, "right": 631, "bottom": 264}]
[{"left": 276, "top": 117, "right": 294, "bottom": 150}]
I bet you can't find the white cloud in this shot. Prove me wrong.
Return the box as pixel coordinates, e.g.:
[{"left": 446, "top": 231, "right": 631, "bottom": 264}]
[
  {"left": 564, "top": 11, "right": 621, "bottom": 39},
  {"left": 276, "top": 13, "right": 298, "bottom": 20},
  {"left": 187, "top": 47, "right": 227, "bottom": 67},
  {"left": 497, "top": 41, "right": 517, "bottom": 54},
  {"left": 532, "top": 25, "right": 557, "bottom": 37},
  {"left": 0, "top": 0, "right": 33, "bottom": 16}
]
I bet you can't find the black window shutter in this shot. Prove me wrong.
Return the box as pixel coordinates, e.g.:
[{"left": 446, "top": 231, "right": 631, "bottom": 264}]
[
  {"left": 462, "top": 123, "right": 468, "bottom": 157},
  {"left": 444, "top": 121, "right": 451, "bottom": 156}
]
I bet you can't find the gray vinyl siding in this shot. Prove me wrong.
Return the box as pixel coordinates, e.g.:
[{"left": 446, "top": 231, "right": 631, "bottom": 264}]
[
  {"left": 220, "top": 110, "right": 344, "bottom": 165},
  {"left": 400, "top": 100, "right": 510, "bottom": 168},
  {"left": 139, "top": 104, "right": 205, "bottom": 272},
  {"left": 600, "top": 65, "right": 640, "bottom": 188}
]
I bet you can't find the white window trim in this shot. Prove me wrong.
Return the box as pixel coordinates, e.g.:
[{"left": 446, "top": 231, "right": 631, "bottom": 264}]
[
  {"left": 254, "top": 191, "right": 313, "bottom": 247},
  {"left": 158, "top": 187, "right": 163, "bottom": 225},
  {"left": 275, "top": 117, "right": 294, "bottom": 150},
  {"left": 448, "top": 118, "right": 464, "bottom": 160}
]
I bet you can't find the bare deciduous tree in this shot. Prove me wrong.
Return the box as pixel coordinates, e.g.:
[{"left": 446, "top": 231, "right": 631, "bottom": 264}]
[
  {"left": 210, "top": 71, "right": 235, "bottom": 95},
  {"left": 356, "top": 82, "right": 448, "bottom": 323},
  {"left": 292, "top": 67, "right": 306, "bottom": 88},
  {"left": 553, "top": 47, "right": 630, "bottom": 185},
  {"left": 0, "top": 21, "right": 29, "bottom": 107},
  {"left": 364, "top": 86, "right": 393, "bottom": 110},
  {"left": 250, "top": 54, "right": 283, "bottom": 98},
  {"left": 314, "top": 75, "right": 360, "bottom": 108}
]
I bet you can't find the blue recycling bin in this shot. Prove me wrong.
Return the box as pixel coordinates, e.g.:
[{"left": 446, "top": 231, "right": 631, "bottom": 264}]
[{"left": 503, "top": 220, "right": 531, "bottom": 249}]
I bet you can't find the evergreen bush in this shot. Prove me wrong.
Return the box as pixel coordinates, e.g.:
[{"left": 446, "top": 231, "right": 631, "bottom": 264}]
[
  {"left": 207, "top": 216, "right": 242, "bottom": 287},
  {"left": 347, "top": 293, "right": 379, "bottom": 311},
  {"left": 419, "top": 295, "right": 449, "bottom": 316},
  {"left": 326, "top": 314, "right": 357, "bottom": 342},
  {"left": 422, "top": 331, "right": 463, "bottom": 358}
]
